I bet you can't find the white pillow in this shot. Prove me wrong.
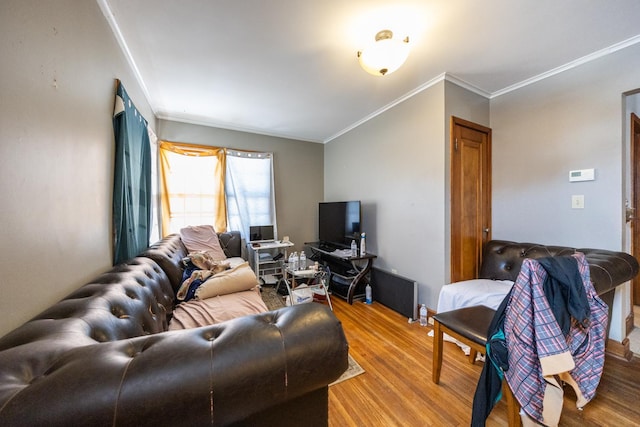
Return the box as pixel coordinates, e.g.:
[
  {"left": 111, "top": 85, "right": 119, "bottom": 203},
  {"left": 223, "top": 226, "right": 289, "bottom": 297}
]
[
  {"left": 436, "top": 278, "right": 513, "bottom": 313},
  {"left": 194, "top": 262, "right": 259, "bottom": 299},
  {"left": 180, "top": 225, "right": 227, "bottom": 260}
]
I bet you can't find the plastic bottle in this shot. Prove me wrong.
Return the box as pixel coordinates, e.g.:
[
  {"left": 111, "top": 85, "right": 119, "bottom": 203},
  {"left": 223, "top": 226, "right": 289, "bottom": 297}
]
[
  {"left": 287, "top": 253, "right": 294, "bottom": 271},
  {"left": 419, "top": 304, "right": 428, "bottom": 326},
  {"left": 360, "top": 232, "right": 366, "bottom": 256},
  {"left": 365, "top": 283, "right": 372, "bottom": 304},
  {"left": 350, "top": 240, "right": 357, "bottom": 257},
  {"left": 299, "top": 251, "right": 306, "bottom": 270},
  {"left": 291, "top": 252, "right": 298, "bottom": 271}
]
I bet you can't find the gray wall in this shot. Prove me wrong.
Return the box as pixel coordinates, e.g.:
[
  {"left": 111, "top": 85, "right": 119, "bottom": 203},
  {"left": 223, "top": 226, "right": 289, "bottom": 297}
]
[
  {"left": 157, "top": 120, "right": 324, "bottom": 254},
  {"left": 0, "top": 0, "right": 155, "bottom": 336},
  {"left": 324, "top": 80, "right": 489, "bottom": 309},
  {"left": 491, "top": 43, "right": 640, "bottom": 250}
]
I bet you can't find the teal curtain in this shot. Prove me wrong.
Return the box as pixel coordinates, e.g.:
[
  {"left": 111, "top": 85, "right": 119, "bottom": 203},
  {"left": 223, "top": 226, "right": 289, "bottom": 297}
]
[{"left": 112, "top": 81, "right": 152, "bottom": 264}]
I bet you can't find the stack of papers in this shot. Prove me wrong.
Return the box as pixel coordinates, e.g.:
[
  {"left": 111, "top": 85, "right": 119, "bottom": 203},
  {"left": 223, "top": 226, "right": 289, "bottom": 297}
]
[
  {"left": 290, "top": 269, "right": 317, "bottom": 278},
  {"left": 334, "top": 249, "right": 354, "bottom": 258},
  {"left": 261, "top": 274, "right": 278, "bottom": 285}
]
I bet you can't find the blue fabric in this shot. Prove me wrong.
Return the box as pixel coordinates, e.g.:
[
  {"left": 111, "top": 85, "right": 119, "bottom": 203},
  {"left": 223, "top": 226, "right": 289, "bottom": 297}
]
[
  {"left": 181, "top": 260, "right": 203, "bottom": 302},
  {"left": 537, "top": 256, "right": 590, "bottom": 335},
  {"left": 471, "top": 289, "right": 512, "bottom": 427},
  {"left": 112, "top": 82, "right": 152, "bottom": 265}
]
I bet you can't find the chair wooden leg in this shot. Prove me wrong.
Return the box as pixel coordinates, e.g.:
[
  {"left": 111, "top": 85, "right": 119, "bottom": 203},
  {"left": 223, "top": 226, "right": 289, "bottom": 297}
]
[
  {"left": 432, "top": 320, "right": 443, "bottom": 384},
  {"left": 432, "top": 306, "right": 517, "bottom": 425},
  {"left": 502, "top": 381, "right": 521, "bottom": 427}
]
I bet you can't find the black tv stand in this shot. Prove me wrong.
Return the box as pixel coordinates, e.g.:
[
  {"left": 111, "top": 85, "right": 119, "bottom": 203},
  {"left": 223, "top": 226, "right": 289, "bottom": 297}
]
[
  {"left": 305, "top": 241, "right": 376, "bottom": 304},
  {"left": 317, "top": 242, "right": 337, "bottom": 252}
]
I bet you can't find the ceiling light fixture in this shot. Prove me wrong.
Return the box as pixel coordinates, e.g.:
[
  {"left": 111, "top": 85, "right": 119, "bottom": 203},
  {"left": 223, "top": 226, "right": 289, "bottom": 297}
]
[{"left": 357, "top": 29, "right": 410, "bottom": 76}]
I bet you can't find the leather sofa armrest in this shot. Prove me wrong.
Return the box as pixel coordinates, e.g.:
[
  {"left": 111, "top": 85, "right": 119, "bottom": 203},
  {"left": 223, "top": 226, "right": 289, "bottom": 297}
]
[{"left": 0, "top": 304, "right": 348, "bottom": 427}]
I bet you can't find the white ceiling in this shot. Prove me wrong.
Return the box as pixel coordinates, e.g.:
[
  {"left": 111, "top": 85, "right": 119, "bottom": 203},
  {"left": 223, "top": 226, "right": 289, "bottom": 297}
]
[{"left": 100, "top": 0, "right": 640, "bottom": 143}]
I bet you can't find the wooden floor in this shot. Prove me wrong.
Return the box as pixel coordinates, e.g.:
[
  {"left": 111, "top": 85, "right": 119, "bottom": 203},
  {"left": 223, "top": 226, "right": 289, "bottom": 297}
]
[{"left": 328, "top": 297, "right": 640, "bottom": 426}]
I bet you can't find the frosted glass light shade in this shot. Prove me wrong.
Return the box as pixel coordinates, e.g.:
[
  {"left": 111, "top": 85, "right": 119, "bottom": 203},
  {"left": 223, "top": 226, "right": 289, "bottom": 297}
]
[{"left": 357, "top": 30, "right": 410, "bottom": 76}]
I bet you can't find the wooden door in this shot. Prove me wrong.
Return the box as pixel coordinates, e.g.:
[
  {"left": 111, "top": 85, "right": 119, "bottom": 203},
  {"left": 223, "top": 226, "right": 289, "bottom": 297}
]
[
  {"left": 631, "top": 113, "right": 640, "bottom": 305},
  {"left": 450, "top": 117, "right": 492, "bottom": 283}
]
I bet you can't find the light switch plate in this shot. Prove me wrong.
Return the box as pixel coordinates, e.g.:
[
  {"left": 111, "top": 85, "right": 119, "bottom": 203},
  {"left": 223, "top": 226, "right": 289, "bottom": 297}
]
[{"left": 572, "top": 195, "right": 585, "bottom": 209}]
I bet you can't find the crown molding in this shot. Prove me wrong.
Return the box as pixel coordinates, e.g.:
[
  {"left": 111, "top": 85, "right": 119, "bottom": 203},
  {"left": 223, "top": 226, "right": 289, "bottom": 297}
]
[
  {"left": 324, "top": 73, "right": 448, "bottom": 143},
  {"left": 492, "top": 34, "right": 640, "bottom": 98},
  {"left": 97, "top": 0, "right": 156, "bottom": 118},
  {"left": 324, "top": 73, "right": 489, "bottom": 143},
  {"left": 155, "top": 112, "right": 323, "bottom": 144}
]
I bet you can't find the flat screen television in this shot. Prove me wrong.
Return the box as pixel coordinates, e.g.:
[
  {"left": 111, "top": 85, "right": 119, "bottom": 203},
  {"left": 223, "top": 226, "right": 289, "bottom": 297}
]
[{"left": 318, "top": 201, "right": 361, "bottom": 247}]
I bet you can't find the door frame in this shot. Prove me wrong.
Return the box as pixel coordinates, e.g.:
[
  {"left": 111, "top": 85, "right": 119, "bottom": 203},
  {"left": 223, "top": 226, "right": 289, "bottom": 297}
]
[
  {"left": 631, "top": 112, "right": 640, "bottom": 307},
  {"left": 450, "top": 116, "right": 492, "bottom": 283}
]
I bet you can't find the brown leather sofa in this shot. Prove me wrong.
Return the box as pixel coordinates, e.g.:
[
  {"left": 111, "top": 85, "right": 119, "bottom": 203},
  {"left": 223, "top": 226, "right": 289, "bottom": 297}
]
[
  {"left": 0, "top": 232, "right": 349, "bottom": 426},
  {"left": 479, "top": 240, "right": 639, "bottom": 324}
]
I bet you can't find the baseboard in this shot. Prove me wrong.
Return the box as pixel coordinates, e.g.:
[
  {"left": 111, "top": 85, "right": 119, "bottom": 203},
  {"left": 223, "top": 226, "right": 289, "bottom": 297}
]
[
  {"left": 606, "top": 337, "right": 633, "bottom": 361},
  {"left": 626, "top": 311, "right": 634, "bottom": 337}
]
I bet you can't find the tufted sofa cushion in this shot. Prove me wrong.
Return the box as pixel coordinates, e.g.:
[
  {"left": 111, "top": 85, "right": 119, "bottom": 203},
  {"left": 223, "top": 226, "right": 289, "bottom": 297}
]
[
  {"left": 139, "top": 233, "right": 188, "bottom": 291},
  {"left": 479, "top": 240, "right": 639, "bottom": 295},
  {"left": 0, "top": 257, "right": 172, "bottom": 351},
  {"left": 0, "top": 257, "right": 174, "bottom": 414}
]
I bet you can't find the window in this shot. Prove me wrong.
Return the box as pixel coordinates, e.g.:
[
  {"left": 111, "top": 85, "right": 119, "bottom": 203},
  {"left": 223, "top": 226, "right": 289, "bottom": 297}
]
[
  {"left": 159, "top": 142, "right": 226, "bottom": 236},
  {"left": 226, "top": 150, "right": 276, "bottom": 240},
  {"left": 158, "top": 143, "right": 275, "bottom": 241}
]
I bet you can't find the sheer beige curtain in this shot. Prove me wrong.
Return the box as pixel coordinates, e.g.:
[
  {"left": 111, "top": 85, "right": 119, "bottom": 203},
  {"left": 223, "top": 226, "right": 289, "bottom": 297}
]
[{"left": 158, "top": 141, "right": 226, "bottom": 236}]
